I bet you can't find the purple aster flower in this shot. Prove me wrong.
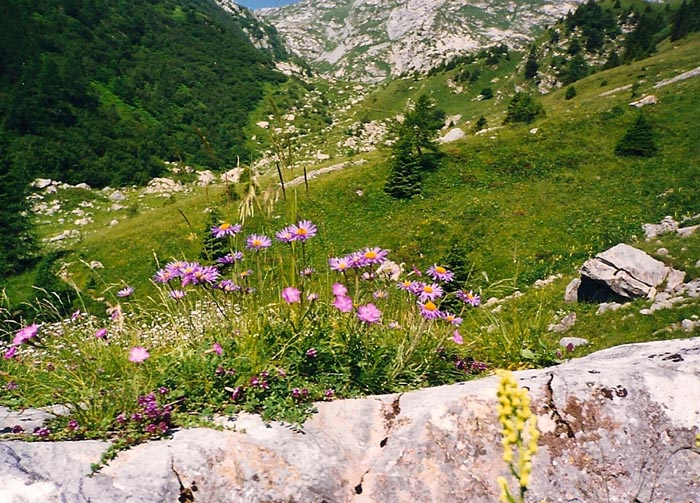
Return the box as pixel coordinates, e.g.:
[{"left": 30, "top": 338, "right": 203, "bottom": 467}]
[
  {"left": 415, "top": 282, "right": 443, "bottom": 302},
  {"left": 373, "top": 290, "right": 388, "bottom": 299},
  {"left": 217, "top": 251, "right": 244, "bottom": 266},
  {"left": 4, "top": 346, "right": 18, "bottom": 359},
  {"left": 396, "top": 279, "right": 414, "bottom": 291},
  {"left": 292, "top": 387, "right": 301, "bottom": 399},
  {"left": 333, "top": 295, "right": 353, "bottom": 313},
  {"left": 332, "top": 282, "right": 348, "bottom": 296},
  {"left": 281, "top": 287, "right": 301, "bottom": 304},
  {"left": 169, "top": 289, "right": 187, "bottom": 300},
  {"left": 153, "top": 268, "right": 175, "bottom": 283},
  {"left": 324, "top": 389, "right": 334, "bottom": 399},
  {"left": 211, "top": 222, "right": 242, "bottom": 238},
  {"left": 128, "top": 346, "right": 150, "bottom": 364},
  {"left": 218, "top": 280, "right": 240, "bottom": 293},
  {"left": 427, "top": 265, "right": 455, "bottom": 283},
  {"left": 418, "top": 301, "right": 442, "bottom": 320},
  {"left": 357, "top": 303, "right": 382, "bottom": 324},
  {"left": 457, "top": 290, "right": 481, "bottom": 307},
  {"left": 12, "top": 324, "right": 39, "bottom": 346},
  {"left": 117, "top": 286, "right": 134, "bottom": 298},
  {"left": 193, "top": 265, "right": 220, "bottom": 284},
  {"left": 452, "top": 329, "right": 464, "bottom": 345},
  {"left": 245, "top": 234, "right": 272, "bottom": 251},
  {"left": 67, "top": 419, "right": 79, "bottom": 431},
  {"left": 290, "top": 220, "right": 317, "bottom": 241},
  {"left": 307, "top": 293, "right": 318, "bottom": 302},
  {"left": 95, "top": 328, "right": 108, "bottom": 339},
  {"left": 6, "top": 381, "right": 18, "bottom": 390},
  {"left": 442, "top": 313, "right": 463, "bottom": 326},
  {"left": 306, "top": 347, "right": 317, "bottom": 359},
  {"left": 300, "top": 267, "right": 314, "bottom": 277},
  {"left": 328, "top": 256, "right": 351, "bottom": 272},
  {"left": 275, "top": 225, "right": 295, "bottom": 243}
]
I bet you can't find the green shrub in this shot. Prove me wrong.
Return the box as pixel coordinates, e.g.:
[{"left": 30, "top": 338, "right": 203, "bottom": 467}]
[{"left": 565, "top": 86, "right": 577, "bottom": 100}]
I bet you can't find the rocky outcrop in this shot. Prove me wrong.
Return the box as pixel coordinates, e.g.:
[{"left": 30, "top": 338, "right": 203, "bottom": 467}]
[
  {"left": 2, "top": 338, "right": 699, "bottom": 502},
  {"left": 258, "top": 0, "right": 587, "bottom": 82},
  {"left": 569, "top": 243, "right": 681, "bottom": 302}
]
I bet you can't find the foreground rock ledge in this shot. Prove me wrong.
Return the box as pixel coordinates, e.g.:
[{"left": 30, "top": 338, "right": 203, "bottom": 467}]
[{"left": 2, "top": 338, "right": 699, "bottom": 503}]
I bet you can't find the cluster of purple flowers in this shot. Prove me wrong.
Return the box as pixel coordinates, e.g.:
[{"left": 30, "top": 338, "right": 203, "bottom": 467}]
[
  {"left": 276, "top": 220, "right": 318, "bottom": 243},
  {"left": 115, "top": 390, "right": 172, "bottom": 437},
  {"left": 395, "top": 264, "right": 481, "bottom": 323},
  {"left": 329, "top": 247, "right": 389, "bottom": 271}
]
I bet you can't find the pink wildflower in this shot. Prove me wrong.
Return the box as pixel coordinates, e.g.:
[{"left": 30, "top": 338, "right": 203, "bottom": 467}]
[
  {"left": 128, "top": 346, "right": 150, "bottom": 364},
  {"left": 452, "top": 329, "right": 464, "bottom": 345},
  {"left": 357, "top": 303, "right": 382, "bottom": 324},
  {"left": 332, "top": 283, "right": 348, "bottom": 296},
  {"left": 281, "top": 287, "right": 301, "bottom": 304},
  {"left": 333, "top": 295, "right": 353, "bottom": 313},
  {"left": 13, "top": 324, "right": 38, "bottom": 345}
]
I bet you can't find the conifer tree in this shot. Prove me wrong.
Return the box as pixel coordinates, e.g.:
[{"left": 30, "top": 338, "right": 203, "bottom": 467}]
[
  {"left": 524, "top": 46, "right": 539, "bottom": 80},
  {"left": 614, "top": 113, "right": 658, "bottom": 157},
  {"left": 0, "top": 134, "right": 37, "bottom": 279},
  {"left": 384, "top": 131, "right": 422, "bottom": 199}
]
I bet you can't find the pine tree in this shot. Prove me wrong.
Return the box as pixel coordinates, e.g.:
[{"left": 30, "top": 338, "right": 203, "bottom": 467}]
[
  {"left": 0, "top": 133, "right": 37, "bottom": 279},
  {"left": 614, "top": 113, "right": 658, "bottom": 157},
  {"left": 384, "top": 131, "right": 422, "bottom": 199},
  {"left": 403, "top": 94, "right": 445, "bottom": 162},
  {"left": 503, "top": 93, "right": 544, "bottom": 125},
  {"left": 524, "top": 46, "right": 539, "bottom": 80}
]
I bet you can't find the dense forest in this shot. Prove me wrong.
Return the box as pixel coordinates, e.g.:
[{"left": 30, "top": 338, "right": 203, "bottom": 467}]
[{"left": 0, "top": 0, "right": 286, "bottom": 189}]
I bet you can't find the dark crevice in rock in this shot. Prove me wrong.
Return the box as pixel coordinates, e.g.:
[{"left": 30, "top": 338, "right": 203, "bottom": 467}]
[
  {"left": 353, "top": 469, "right": 370, "bottom": 495},
  {"left": 545, "top": 373, "right": 576, "bottom": 439},
  {"left": 171, "top": 458, "right": 197, "bottom": 503}
]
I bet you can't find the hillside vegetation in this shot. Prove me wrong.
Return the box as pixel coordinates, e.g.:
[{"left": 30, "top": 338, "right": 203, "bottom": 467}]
[{"left": 0, "top": 0, "right": 284, "bottom": 188}]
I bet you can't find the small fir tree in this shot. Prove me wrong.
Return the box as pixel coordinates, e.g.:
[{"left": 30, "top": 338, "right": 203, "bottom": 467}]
[
  {"left": 524, "top": 47, "right": 539, "bottom": 80},
  {"left": 384, "top": 132, "right": 422, "bottom": 199},
  {"left": 565, "top": 86, "right": 577, "bottom": 100},
  {"left": 614, "top": 113, "right": 658, "bottom": 157},
  {"left": 474, "top": 115, "right": 488, "bottom": 132},
  {"left": 503, "top": 93, "right": 544, "bottom": 125}
]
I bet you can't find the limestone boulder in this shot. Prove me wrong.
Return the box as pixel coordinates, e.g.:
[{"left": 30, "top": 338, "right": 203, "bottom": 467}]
[
  {"left": 578, "top": 243, "right": 670, "bottom": 300},
  {"left": 1, "top": 338, "right": 699, "bottom": 502}
]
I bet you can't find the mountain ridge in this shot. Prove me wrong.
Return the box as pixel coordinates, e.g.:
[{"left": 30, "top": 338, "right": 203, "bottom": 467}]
[{"left": 257, "top": 0, "right": 590, "bottom": 82}]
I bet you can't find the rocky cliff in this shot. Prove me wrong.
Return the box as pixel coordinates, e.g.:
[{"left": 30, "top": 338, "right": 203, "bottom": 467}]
[{"left": 256, "top": 0, "right": 588, "bottom": 82}]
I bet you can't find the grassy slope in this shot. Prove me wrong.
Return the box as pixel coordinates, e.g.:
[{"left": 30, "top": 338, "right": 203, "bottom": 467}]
[{"left": 7, "top": 35, "right": 700, "bottom": 356}]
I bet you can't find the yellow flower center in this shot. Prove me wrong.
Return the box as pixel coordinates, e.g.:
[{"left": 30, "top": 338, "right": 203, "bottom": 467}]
[
  {"left": 296, "top": 228, "right": 307, "bottom": 235},
  {"left": 253, "top": 239, "right": 262, "bottom": 247},
  {"left": 220, "top": 222, "right": 231, "bottom": 230},
  {"left": 435, "top": 266, "right": 446, "bottom": 274},
  {"left": 424, "top": 301, "right": 437, "bottom": 311},
  {"left": 364, "top": 250, "right": 377, "bottom": 259},
  {"left": 424, "top": 285, "right": 433, "bottom": 293}
]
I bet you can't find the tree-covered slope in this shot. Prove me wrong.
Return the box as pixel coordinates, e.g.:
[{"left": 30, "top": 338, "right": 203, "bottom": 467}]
[{"left": 0, "top": 0, "right": 286, "bottom": 188}]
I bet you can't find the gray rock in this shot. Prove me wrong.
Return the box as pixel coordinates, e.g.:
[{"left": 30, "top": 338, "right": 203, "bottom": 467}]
[
  {"left": 558, "top": 336, "right": 589, "bottom": 349},
  {"left": 681, "top": 319, "right": 697, "bottom": 332},
  {"left": 656, "top": 247, "right": 669, "bottom": 256},
  {"left": 109, "top": 190, "right": 125, "bottom": 201},
  {"left": 642, "top": 216, "right": 678, "bottom": 240},
  {"left": 596, "top": 302, "right": 624, "bottom": 315},
  {"left": 665, "top": 267, "right": 686, "bottom": 293},
  {"left": 548, "top": 312, "right": 577, "bottom": 333},
  {"left": 579, "top": 243, "right": 671, "bottom": 300},
  {"left": 2, "top": 339, "right": 700, "bottom": 502},
  {"left": 563, "top": 278, "right": 580, "bottom": 303},
  {"left": 677, "top": 224, "right": 700, "bottom": 238}
]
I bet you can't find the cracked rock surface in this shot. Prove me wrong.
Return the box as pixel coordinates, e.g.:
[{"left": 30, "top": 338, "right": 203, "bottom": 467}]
[{"left": 2, "top": 337, "right": 700, "bottom": 502}]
